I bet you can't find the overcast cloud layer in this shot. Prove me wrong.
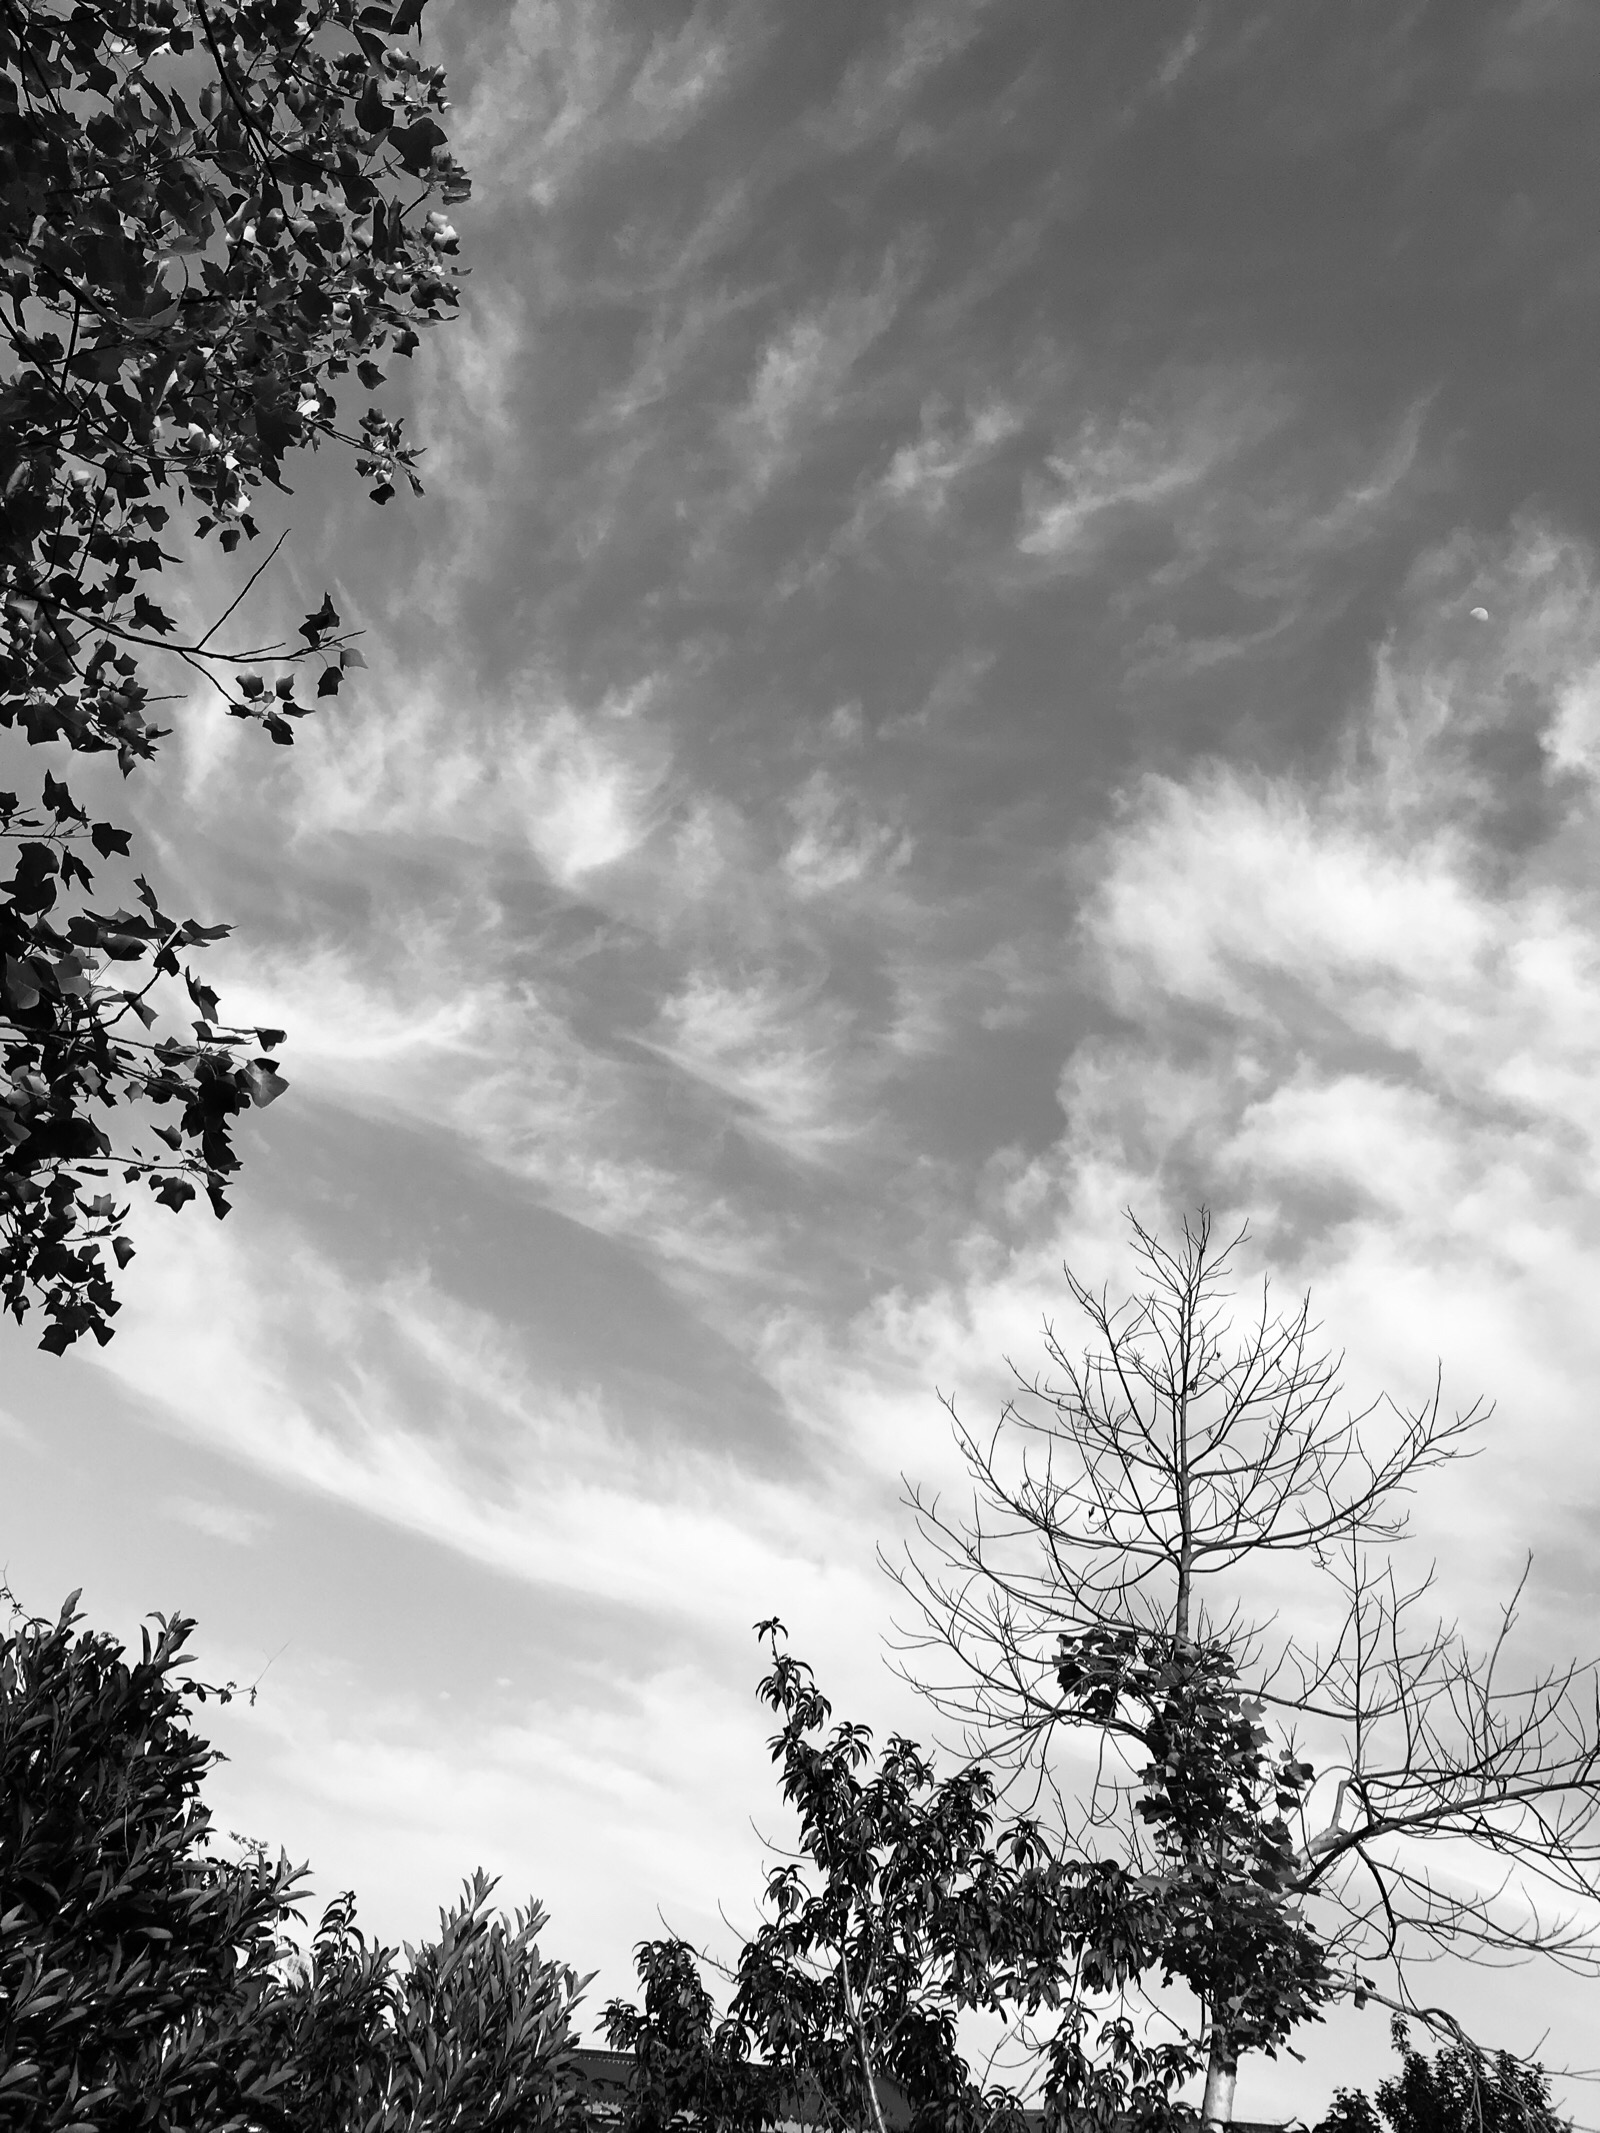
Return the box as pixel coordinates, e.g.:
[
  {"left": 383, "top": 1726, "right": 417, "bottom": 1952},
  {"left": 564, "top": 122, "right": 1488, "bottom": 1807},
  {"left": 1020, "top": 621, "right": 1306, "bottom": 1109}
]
[{"left": 8, "top": 1, "right": 1600, "bottom": 2115}]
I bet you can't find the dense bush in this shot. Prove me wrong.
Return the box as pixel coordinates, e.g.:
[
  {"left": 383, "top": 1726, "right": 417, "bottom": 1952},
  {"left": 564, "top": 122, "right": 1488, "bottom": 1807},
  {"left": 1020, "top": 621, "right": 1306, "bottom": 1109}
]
[{"left": 0, "top": 1584, "right": 585, "bottom": 2131}]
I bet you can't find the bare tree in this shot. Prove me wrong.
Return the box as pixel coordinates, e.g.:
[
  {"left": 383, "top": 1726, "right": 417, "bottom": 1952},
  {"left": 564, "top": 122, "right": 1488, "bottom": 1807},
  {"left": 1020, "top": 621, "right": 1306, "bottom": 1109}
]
[{"left": 886, "top": 1210, "right": 1600, "bottom": 2126}]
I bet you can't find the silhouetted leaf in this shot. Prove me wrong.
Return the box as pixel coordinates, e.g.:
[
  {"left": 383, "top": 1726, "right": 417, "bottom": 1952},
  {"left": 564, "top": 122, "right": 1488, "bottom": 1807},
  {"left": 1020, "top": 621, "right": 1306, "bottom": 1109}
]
[{"left": 241, "top": 1063, "right": 289, "bottom": 1108}]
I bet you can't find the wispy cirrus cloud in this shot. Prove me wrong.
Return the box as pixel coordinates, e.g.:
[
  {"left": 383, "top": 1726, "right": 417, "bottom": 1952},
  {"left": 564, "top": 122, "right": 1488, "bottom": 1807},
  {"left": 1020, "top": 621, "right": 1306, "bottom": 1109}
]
[
  {"left": 782, "top": 768, "right": 913, "bottom": 896},
  {"left": 451, "top": 0, "right": 765, "bottom": 211},
  {"left": 876, "top": 400, "right": 1022, "bottom": 519},
  {"left": 179, "top": 650, "right": 671, "bottom": 886},
  {"left": 1015, "top": 395, "right": 1259, "bottom": 567},
  {"left": 1478, "top": 0, "right": 1600, "bottom": 92},
  {"left": 17, "top": 7, "right": 1600, "bottom": 2113},
  {"left": 804, "top": 0, "right": 1002, "bottom": 156},
  {"left": 166, "top": 1496, "right": 272, "bottom": 1547},
  {"left": 644, "top": 966, "right": 861, "bottom": 1161},
  {"left": 1010, "top": 368, "right": 1407, "bottom": 593},
  {"left": 718, "top": 251, "right": 922, "bottom": 508},
  {"left": 102, "top": 1214, "right": 839, "bottom": 1611}
]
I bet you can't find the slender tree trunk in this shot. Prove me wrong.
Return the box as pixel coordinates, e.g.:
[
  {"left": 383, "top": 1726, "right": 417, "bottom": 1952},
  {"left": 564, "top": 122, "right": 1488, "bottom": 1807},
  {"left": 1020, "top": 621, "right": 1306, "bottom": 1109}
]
[
  {"left": 853, "top": 2017, "right": 891, "bottom": 2133},
  {"left": 1201, "top": 2029, "right": 1238, "bottom": 2128},
  {"left": 838, "top": 1944, "right": 891, "bottom": 2133}
]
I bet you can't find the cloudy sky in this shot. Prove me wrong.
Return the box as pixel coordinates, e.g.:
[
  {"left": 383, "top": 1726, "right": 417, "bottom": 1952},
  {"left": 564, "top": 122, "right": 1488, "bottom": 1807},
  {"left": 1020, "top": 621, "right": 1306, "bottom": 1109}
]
[{"left": 8, "top": 0, "right": 1600, "bottom": 2115}]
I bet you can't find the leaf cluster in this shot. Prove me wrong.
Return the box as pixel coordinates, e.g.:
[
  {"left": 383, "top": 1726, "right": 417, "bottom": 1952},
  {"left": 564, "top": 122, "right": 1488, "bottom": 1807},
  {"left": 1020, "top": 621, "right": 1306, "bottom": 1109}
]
[
  {"left": 1317, "top": 2017, "right": 1570, "bottom": 2133},
  {"left": 1054, "top": 1625, "right": 1333, "bottom": 2058},
  {"left": 602, "top": 1938, "right": 782, "bottom": 2133},
  {"left": 0, "top": 0, "right": 468, "bottom": 1346}
]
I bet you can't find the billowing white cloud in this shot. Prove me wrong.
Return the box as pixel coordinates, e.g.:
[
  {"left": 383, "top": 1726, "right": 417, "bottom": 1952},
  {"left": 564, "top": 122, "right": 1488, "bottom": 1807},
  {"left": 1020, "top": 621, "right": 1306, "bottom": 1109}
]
[{"left": 830, "top": 515, "right": 1600, "bottom": 1640}]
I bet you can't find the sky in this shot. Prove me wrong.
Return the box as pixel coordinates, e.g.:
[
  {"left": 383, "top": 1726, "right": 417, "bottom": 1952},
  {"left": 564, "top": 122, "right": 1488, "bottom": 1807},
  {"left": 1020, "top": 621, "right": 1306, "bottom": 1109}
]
[{"left": 6, "top": 0, "right": 1600, "bottom": 2116}]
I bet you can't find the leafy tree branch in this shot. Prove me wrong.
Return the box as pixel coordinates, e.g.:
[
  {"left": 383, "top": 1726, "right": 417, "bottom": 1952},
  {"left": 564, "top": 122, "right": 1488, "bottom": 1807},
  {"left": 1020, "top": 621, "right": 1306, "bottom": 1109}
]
[{"left": 1, "top": 0, "right": 468, "bottom": 1346}]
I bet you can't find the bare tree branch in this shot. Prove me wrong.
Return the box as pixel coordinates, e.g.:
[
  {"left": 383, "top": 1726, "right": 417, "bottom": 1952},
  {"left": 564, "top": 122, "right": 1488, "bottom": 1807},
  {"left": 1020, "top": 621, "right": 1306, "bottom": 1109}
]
[{"left": 883, "top": 1209, "right": 1600, "bottom": 2118}]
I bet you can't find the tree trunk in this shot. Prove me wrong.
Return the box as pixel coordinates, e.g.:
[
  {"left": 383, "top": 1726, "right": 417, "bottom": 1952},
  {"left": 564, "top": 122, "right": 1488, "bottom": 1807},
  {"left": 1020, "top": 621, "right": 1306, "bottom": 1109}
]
[
  {"left": 837, "top": 1944, "right": 890, "bottom": 2133},
  {"left": 1200, "top": 2030, "right": 1237, "bottom": 2128}
]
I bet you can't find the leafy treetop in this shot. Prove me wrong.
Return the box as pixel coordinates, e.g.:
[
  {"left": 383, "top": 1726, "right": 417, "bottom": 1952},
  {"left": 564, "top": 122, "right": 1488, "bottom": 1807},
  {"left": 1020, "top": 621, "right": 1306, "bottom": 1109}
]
[
  {"left": 604, "top": 1623, "right": 1208, "bottom": 2133},
  {"left": 1316, "top": 2016, "right": 1571, "bottom": 2133}
]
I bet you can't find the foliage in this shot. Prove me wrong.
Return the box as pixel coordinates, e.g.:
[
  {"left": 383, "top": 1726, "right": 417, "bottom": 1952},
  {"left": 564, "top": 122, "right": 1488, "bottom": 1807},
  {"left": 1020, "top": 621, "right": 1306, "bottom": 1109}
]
[
  {"left": 1317, "top": 2089, "right": 1384, "bottom": 2133},
  {"left": 730, "top": 1620, "right": 1049, "bottom": 2133},
  {"left": 603, "top": 1938, "right": 781, "bottom": 2133},
  {"left": 0, "top": 1582, "right": 305, "bottom": 2126},
  {"left": 1316, "top": 2017, "right": 1570, "bottom": 2133},
  {"left": 604, "top": 1623, "right": 1206, "bottom": 2133},
  {"left": 263, "top": 1871, "right": 589, "bottom": 2133},
  {"left": 0, "top": 1583, "right": 585, "bottom": 2130},
  {"left": 891, "top": 1210, "right": 1600, "bottom": 2118},
  {"left": 1053, "top": 1626, "right": 1333, "bottom": 2061},
  {"left": 0, "top": 0, "right": 469, "bottom": 1348},
  {"left": 1036, "top": 2007, "right": 1199, "bottom": 2133}
]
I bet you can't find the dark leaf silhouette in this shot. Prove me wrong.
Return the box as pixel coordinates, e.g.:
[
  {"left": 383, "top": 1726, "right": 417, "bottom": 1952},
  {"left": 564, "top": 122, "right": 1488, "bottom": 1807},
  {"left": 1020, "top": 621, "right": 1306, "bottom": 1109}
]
[
  {"left": 0, "top": 1, "right": 470, "bottom": 1347},
  {"left": 0, "top": 1582, "right": 589, "bottom": 2129}
]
